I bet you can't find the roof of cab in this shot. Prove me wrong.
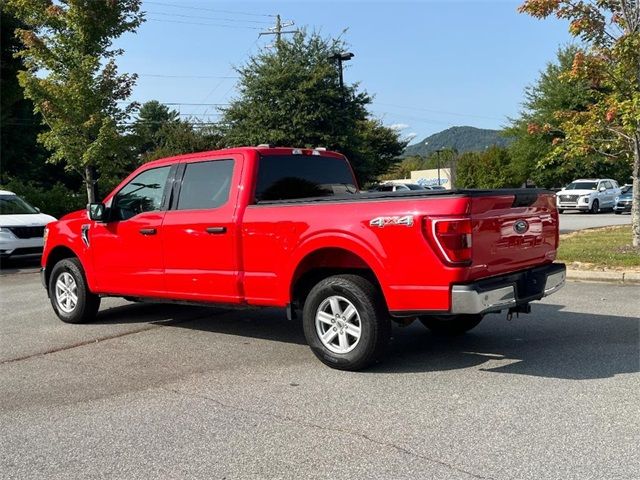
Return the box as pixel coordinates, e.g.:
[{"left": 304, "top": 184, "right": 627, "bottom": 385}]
[
  {"left": 0, "top": 190, "right": 15, "bottom": 195},
  {"left": 141, "top": 146, "right": 344, "bottom": 169}
]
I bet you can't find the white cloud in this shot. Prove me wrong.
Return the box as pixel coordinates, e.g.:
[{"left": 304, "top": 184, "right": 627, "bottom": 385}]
[
  {"left": 403, "top": 132, "right": 417, "bottom": 141},
  {"left": 389, "top": 123, "right": 410, "bottom": 131}
]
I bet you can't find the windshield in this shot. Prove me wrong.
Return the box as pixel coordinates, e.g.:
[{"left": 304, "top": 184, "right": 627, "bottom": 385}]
[
  {"left": 405, "top": 184, "right": 425, "bottom": 191},
  {"left": 0, "top": 194, "right": 39, "bottom": 215},
  {"left": 565, "top": 182, "right": 597, "bottom": 190}
]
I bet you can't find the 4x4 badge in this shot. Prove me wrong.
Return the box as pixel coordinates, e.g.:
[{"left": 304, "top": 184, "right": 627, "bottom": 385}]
[{"left": 369, "top": 216, "right": 414, "bottom": 228}]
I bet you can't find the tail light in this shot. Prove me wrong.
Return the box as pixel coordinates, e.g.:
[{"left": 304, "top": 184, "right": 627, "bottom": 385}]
[{"left": 423, "top": 217, "right": 473, "bottom": 266}]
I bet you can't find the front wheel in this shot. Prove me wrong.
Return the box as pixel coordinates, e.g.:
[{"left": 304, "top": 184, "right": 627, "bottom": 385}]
[
  {"left": 49, "top": 258, "right": 100, "bottom": 324},
  {"left": 589, "top": 200, "right": 599, "bottom": 214},
  {"left": 419, "top": 314, "right": 484, "bottom": 336},
  {"left": 614, "top": 210, "right": 621, "bottom": 215},
  {"left": 302, "top": 274, "right": 390, "bottom": 371}
]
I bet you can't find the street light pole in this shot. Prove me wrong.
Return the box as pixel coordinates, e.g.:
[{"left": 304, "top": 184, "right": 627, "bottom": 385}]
[{"left": 329, "top": 51, "right": 354, "bottom": 90}]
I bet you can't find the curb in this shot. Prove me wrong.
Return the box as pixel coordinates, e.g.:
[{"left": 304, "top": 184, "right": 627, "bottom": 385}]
[{"left": 567, "top": 268, "right": 640, "bottom": 285}]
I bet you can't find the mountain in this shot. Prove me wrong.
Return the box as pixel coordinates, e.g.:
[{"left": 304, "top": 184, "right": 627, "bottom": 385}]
[{"left": 403, "top": 126, "right": 512, "bottom": 157}]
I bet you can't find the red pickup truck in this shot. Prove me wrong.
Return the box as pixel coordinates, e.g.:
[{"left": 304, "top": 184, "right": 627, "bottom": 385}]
[{"left": 42, "top": 146, "right": 566, "bottom": 370}]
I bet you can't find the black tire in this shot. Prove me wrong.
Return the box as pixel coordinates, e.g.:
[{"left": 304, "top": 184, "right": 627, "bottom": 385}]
[
  {"left": 419, "top": 314, "right": 484, "bottom": 336},
  {"left": 614, "top": 210, "right": 621, "bottom": 215},
  {"left": 302, "top": 274, "right": 391, "bottom": 371},
  {"left": 49, "top": 258, "right": 100, "bottom": 324},
  {"left": 589, "top": 200, "right": 599, "bottom": 214},
  {"left": 558, "top": 209, "right": 564, "bottom": 214}
]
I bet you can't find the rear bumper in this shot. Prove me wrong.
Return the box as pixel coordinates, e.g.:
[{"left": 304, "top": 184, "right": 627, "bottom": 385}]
[{"left": 450, "top": 263, "right": 566, "bottom": 315}]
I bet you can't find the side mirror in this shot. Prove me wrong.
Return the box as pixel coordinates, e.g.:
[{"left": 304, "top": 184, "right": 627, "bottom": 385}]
[
  {"left": 599, "top": 186, "right": 606, "bottom": 192},
  {"left": 88, "top": 203, "right": 107, "bottom": 221},
  {"left": 35, "top": 207, "right": 41, "bottom": 213}
]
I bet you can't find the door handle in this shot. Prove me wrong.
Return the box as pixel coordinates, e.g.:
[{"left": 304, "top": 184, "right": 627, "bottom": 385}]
[
  {"left": 205, "top": 226, "right": 227, "bottom": 234},
  {"left": 139, "top": 228, "right": 157, "bottom": 235}
]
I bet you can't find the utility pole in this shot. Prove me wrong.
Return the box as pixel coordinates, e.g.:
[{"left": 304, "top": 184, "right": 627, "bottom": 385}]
[{"left": 259, "top": 14, "right": 297, "bottom": 47}]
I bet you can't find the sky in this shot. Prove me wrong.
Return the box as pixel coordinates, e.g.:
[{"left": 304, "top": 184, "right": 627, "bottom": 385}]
[{"left": 114, "top": 0, "right": 573, "bottom": 145}]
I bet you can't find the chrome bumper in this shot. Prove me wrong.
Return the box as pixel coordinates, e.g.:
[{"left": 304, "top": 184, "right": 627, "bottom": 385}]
[{"left": 451, "top": 264, "right": 566, "bottom": 315}]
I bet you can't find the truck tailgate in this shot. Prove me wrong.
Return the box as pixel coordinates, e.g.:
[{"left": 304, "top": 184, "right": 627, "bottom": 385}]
[{"left": 467, "top": 191, "right": 559, "bottom": 279}]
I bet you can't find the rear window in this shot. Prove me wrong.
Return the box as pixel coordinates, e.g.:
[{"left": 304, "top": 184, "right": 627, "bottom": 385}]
[{"left": 255, "top": 155, "right": 357, "bottom": 202}]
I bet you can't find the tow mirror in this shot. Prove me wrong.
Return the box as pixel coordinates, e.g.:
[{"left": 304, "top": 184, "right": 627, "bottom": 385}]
[{"left": 88, "top": 203, "right": 106, "bottom": 221}]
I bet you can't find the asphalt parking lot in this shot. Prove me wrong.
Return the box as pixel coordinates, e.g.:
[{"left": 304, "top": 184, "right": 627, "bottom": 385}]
[
  {"left": 558, "top": 211, "right": 631, "bottom": 233},
  {"left": 1, "top": 266, "right": 638, "bottom": 479}
]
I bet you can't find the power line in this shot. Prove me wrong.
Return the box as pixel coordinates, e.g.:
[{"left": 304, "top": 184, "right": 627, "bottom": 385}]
[
  {"left": 138, "top": 73, "right": 238, "bottom": 79},
  {"left": 144, "top": 1, "right": 275, "bottom": 18},
  {"left": 375, "top": 102, "right": 504, "bottom": 122},
  {"left": 147, "top": 11, "right": 272, "bottom": 25},
  {"left": 147, "top": 18, "right": 262, "bottom": 30}
]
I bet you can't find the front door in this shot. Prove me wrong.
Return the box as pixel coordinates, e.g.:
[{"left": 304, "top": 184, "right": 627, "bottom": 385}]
[
  {"left": 90, "top": 165, "right": 173, "bottom": 296},
  {"left": 162, "top": 156, "right": 242, "bottom": 303}
]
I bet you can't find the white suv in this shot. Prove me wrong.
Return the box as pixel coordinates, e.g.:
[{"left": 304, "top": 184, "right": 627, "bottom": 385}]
[
  {"left": 0, "top": 190, "right": 56, "bottom": 259},
  {"left": 556, "top": 179, "right": 621, "bottom": 214}
]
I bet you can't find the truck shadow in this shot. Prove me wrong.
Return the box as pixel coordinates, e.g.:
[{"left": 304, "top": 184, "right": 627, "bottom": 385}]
[
  {"left": 93, "top": 302, "right": 639, "bottom": 381},
  {"left": 375, "top": 304, "right": 639, "bottom": 379}
]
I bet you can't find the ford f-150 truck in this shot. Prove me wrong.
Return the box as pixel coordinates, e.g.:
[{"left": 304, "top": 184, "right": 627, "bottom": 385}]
[{"left": 41, "top": 146, "right": 566, "bottom": 370}]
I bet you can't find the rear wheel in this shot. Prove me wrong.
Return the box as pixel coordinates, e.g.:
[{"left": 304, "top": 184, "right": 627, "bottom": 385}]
[
  {"left": 302, "top": 274, "right": 390, "bottom": 371},
  {"left": 49, "top": 258, "right": 100, "bottom": 324},
  {"left": 590, "top": 199, "right": 599, "bottom": 214},
  {"left": 419, "top": 314, "right": 484, "bottom": 336}
]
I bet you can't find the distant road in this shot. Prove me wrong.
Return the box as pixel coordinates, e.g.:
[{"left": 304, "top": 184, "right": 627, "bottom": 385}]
[{"left": 559, "top": 212, "right": 631, "bottom": 233}]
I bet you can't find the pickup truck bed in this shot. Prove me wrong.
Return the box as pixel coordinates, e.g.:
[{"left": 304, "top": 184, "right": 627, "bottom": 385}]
[{"left": 41, "top": 146, "right": 565, "bottom": 370}]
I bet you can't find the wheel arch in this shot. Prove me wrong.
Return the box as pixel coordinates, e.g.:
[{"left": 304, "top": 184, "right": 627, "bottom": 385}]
[
  {"left": 289, "top": 245, "right": 388, "bottom": 314},
  {"left": 44, "top": 245, "right": 82, "bottom": 290}
]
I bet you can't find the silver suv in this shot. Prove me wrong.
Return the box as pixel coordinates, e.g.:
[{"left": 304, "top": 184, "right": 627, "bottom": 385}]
[{"left": 556, "top": 178, "right": 621, "bottom": 214}]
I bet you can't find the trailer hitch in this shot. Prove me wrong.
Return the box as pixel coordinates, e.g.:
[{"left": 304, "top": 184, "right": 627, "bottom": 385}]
[{"left": 507, "top": 303, "right": 531, "bottom": 321}]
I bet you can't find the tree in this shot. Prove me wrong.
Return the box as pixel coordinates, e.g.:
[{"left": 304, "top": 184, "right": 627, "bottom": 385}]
[
  {"left": 132, "top": 100, "right": 179, "bottom": 157},
  {"left": 455, "top": 146, "right": 523, "bottom": 188},
  {"left": 519, "top": 0, "right": 640, "bottom": 246},
  {"left": 506, "top": 45, "right": 631, "bottom": 187},
  {"left": 221, "top": 31, "right": 406, "bottom": 183},
  {"left": 1, "top": 11, "right": 51, "bottom": 185},
  {"left": 5, "top": 0, "right": 144, "bottom": 203}
]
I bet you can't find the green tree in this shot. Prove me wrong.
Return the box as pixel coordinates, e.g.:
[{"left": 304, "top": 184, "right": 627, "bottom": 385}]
[
  {"left": 455, "top": 147, "right": 522, "bottom": 188},
  {"left": 5, "top": 0, "right": 144, "bottom": 203},
  {"left": 132, "top": 100, "right": 179, "bottom": 156},
  {"left": 143, "top": 120, "right": 225, "bottom": 161},
  {"left": 221, "top": 31, "right": 405, "bottom": 183},
  {"left": 506, "top": 46, "right": 631, "bottom": 187},
  {"left": 520, "top": 0, "right": 640, "bottom": 246}
]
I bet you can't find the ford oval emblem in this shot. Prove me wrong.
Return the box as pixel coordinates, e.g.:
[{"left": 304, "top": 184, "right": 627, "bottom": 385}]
[{"left": 514, "top": 220, "right": 529, "bottom": 234}]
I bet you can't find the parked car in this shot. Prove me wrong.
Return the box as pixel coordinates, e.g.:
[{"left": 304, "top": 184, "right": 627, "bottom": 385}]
[
  {"left": 555, "top": 178, "right": 621, "bottom": 213},
  {"left": 613, "top": 187, "right": 633, "bottom": 214},
  {"left": 0, "top": 190, "right": 56, "bottom": 260},
  {"left": 41, "top": 146, "right": 565, "bottom": 370},
  {"left": 371, "top": 182, "right": 426, "bottom": 192}
]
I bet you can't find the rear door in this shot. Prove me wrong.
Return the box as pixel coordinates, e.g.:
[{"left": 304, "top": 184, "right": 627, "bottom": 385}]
[{"left": 161, "top": 155, "right": 243, "bottom": 303}]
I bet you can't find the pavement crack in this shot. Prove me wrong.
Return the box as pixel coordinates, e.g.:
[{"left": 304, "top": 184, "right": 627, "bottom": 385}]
[
  {"left": 164, "top": 388, "right": 496, "bottom": 480},
  {"left": 0, "top": 314, "right": 211, "bottom": 366}
]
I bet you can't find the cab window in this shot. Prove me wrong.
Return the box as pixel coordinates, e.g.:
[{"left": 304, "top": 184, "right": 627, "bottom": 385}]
[
  {"left": 176, "top": 159, "right": 234, "bottom": 210},
  {"left": 112, "top": 166, "right": 171, "bottom": 221}
]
